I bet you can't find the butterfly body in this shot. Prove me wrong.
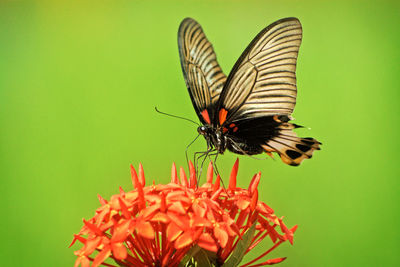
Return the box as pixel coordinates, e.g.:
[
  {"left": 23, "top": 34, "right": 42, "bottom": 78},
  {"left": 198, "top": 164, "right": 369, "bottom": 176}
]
[
  {"left": 197, "top": 125, "right": 226, "bottom": 154},
  {"left": 179, "top": 17, "right": 321, "bottom": 166}
]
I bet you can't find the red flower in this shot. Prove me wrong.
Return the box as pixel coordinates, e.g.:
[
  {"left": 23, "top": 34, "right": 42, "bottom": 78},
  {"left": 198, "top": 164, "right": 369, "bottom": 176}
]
[
  {"left": 209, "top": 160, "right": 298, "bottom": 266},
  {"left": 71, "top": 160, "right": 296, "bottom": 267}
]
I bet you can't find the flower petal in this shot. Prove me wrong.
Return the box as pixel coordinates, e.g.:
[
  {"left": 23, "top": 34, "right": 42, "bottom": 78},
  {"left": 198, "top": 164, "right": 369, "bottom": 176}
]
[
  {"left": 179, "top": 167, "right": 188, "bottom": 187},
  {"left": 150, "top": 212, "right": 170, "bottom": 223},
  {"left": 118, "top": 197, "right": 131, "bottom": 219},
  {"left": 192, "top": 202, "right": 207, "bottom": 218},
  {"left": 167, "top": 222, "right": 183, "bottom": 242},
  {"left": 69, "top": 234, "right": 85, "bottom": 248},
  {"left": 211, "top": 187, "right": 223, "bottom": 201},
  {"left": 189, "top": 160, "right": 197, "bottom": 188},
  {"left": 167, "top": 212, "right": 189, "bottom": 230},
  {"left": 168, "top": 201, "right": 186, "bottom": 214},
  {"left": 214, "top": 225, "right": 228, "bottom": 248},
  {"left": 130, "top": 164, "right": 139, "bottom": 188},
  {"left": 171, "top": 163, "right": 178, "bottom": 184},
  {"left": 266, "top": 257, "right": 286, "bottom": 265},
  {"left": 192, "top": 215, "right": 212, "bottom": 227},
  {"left": 213, "top": 175, "right": 221, "bottom": 192},
  {"left": 74, "top": 256, "right": 90, "bottom": 267},
  {"left": 248, "top": 172, "right": 261, "bottom": 194},
  {"left": 81, "top": 237, "right": 101, "bottom": 256},
  {"left": 83, "top": 219, "right": 103, "bottom": 236},
  {"left": 250, "top": 190, "right": 258, "bottom": 211},
  {"left": 141, "top": 203, "right": 160, "bottom": 219},
  {"left": 236, "top": 198, "right": 250, "bottom": 210},
  {"left": 111, "top": 242, "right": 127, "bottom": 260},
  {"left": 111, "top": 219, "right": 131, "bottom": 242},
  {"left": 206, "top": 162, "right": 214, "bottom": 183},
  {"left": 139, "top": 163, "right": 146, "bottom": 186},
  {"left": 92, "top": 245, "right": 111, "bottom": 267},
  {"left": 278, "top": 218, "right": 294, "bottom": 245},
  {"left": 198, "top": 233, "right": 218, "bottom": 252},
  {"left": 97, "top": 194, "right": 108, "bottom": 205},
  {"left": 136, "top": 220, "right": 155, "bottom": 239},
  {"left": 175, "top": 231, "right": 194, "bottom": 249},
  {"left": 228, "top": 158, "right": 239, "bottom": 190}
]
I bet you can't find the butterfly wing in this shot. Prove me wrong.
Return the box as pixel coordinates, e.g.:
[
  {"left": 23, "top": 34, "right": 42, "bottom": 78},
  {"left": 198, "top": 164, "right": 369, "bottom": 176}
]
[
  {"left": 217, "top": 17, "right": 320, "bottom": 165},
  {"left": 178, "top": 18, "right": 227, "bottom": 125}
]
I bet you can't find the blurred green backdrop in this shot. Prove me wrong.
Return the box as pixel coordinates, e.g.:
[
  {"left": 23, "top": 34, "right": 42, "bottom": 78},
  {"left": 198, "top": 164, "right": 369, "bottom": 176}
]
[{"left": 1, "top": 0, "right": 399, "bottom": 266}]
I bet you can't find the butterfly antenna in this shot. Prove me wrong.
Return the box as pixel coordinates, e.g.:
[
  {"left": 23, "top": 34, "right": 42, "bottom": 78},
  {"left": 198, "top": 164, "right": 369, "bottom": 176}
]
[{"left": 155, "top": 107, "right": 199, "bottom": 126}]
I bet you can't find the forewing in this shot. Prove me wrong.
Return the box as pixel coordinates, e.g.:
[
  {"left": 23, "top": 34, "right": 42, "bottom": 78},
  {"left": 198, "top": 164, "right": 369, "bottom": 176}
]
[
  {"left": 178, "top": 18, "right": 227, "bottom": 124},
  {"left": 217, "top": 17, "right": 302, "bottom": 125}
]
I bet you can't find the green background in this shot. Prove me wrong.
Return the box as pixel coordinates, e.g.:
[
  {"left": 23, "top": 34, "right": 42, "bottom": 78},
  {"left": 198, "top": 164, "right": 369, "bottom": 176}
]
[{"left": 1, "top": 0, "right": 399, "bottom": 266}]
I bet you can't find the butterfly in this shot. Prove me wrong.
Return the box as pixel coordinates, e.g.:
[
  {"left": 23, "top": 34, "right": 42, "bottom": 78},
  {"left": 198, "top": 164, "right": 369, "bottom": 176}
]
[{"left": 178, "top": 17, "right": 320, "bottom": 166}]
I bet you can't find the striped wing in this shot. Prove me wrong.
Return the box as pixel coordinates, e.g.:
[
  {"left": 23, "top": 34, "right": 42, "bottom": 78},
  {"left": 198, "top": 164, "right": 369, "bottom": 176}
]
[
  {"left": 217, "top": 17, "right": 302, "bottom": 125},
  {"left": 178, "top": 18, "right": 227, "bottom": 125}
]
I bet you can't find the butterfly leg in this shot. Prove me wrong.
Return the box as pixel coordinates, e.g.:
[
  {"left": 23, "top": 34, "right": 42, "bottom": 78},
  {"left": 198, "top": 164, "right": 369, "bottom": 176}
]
[
  {"left": 193, "top": 138, "right": 213, "bottom": 178},
  {"left": 185, "top": 134, "right": 201, "bottom": 170},
  {"left": 199, "top": 148, "right": 216, "bottom": 178},
  {"left": 206, "top": 151, "right": 228, "bottom": 188},
  {"left": 207, "top": 151, "right": 220, "bottom": 176},
  {"left": 194, "top": 150, "right": 208, "bottom": 179},
  {"left": 194, "top": 148, "right": 215, "bottom": 183}
]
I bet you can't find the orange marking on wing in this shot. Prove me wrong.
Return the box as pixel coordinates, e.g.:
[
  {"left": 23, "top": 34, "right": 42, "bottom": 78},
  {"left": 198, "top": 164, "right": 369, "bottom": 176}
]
[
  {"left": 223, "top": 127, "right": 228, "bottom": 133},
  {"left": 219, "top": 108, "right": 228, "bottom": 125},
  {"left": 262, "top": 145, "right": 275, "bottom": 159},
  {"left": 233, "top": 127, "right": 238, "bottom": 132},
  {"left": 262, "top": 145, "right": 275, "bottom": 152},
  {"left": 229, "top": 123, "right": 236, "bottom": 128},
  {"left": 266, "top": 152, "right": 274, "bottom": 159},
  {"left": 201, "top": 110, "right": 211, "bottom": 124}
]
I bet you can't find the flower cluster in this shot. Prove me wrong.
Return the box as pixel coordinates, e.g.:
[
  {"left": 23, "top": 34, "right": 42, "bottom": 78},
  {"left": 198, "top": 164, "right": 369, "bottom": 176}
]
[{"left": 71, "top": 160, "right": 297, "bottom": 267}]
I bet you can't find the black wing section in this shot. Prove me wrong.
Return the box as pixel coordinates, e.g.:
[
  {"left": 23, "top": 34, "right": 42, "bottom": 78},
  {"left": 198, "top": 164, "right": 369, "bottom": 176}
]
[{"left": 178, "top": 18, "right": 227, "bottom": 125}]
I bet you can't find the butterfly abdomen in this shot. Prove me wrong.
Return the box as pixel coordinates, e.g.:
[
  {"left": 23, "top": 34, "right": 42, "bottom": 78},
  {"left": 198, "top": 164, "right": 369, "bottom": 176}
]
[{"left": 226, "top": 138, "right": 264, "bottom": 155}]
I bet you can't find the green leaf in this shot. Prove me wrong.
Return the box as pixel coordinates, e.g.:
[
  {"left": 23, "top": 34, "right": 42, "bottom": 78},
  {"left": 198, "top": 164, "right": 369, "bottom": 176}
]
[
  {"left": 114, "top": 259, "right": 130, "bottom": 267},
  {"left": 222, "top": 223, "right": 257, "bottom": 267},
  {"left": 179, "top": 245, "right": 201, "bottom": 267},
  {"left": 179, "top": 245, "right": 215, "bottom": 267},
  {"left": 194, "top": 248, "right": 214, "bottom": 267}
]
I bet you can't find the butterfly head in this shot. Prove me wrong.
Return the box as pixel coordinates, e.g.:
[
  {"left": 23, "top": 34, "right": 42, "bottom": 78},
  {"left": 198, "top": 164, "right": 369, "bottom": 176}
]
[{"left": 197, "top": 125, "right": 210, "bottom": 136}]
